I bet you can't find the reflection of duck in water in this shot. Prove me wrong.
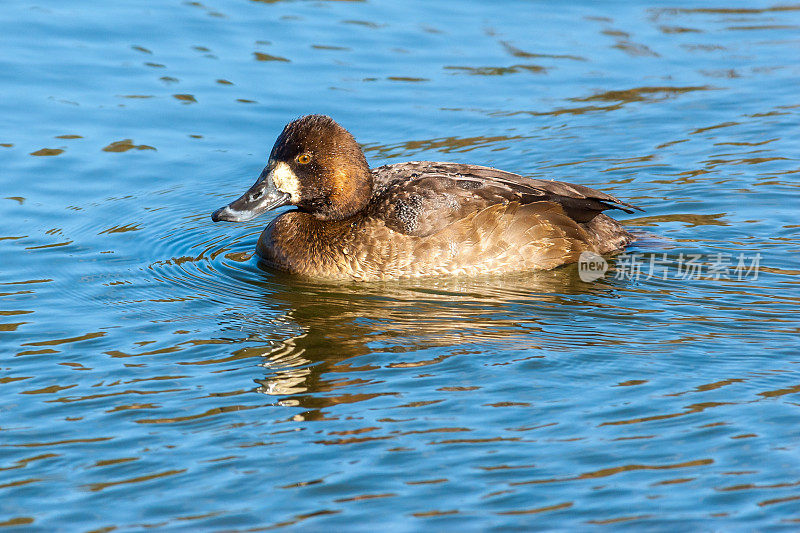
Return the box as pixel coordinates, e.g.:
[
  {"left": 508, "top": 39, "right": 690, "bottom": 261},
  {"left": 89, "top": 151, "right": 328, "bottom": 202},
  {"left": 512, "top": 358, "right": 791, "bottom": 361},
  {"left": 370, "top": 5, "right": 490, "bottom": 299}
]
[
  {"left": 213, "top": 115, "right": 641, "bottom": 281},
  {"left": 246, "top": 271, "right": 617, "bottom": 403}
]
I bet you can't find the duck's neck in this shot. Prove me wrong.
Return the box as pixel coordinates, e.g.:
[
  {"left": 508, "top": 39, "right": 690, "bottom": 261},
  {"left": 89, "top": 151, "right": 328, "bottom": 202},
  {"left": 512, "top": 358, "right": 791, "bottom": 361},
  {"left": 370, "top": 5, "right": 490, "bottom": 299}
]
[
  {"left": 304, "top": 169, "right": 373, "bottom": 221},
  {"left": 258, "top": 210, "right": 362, "bottom": 276},
  {"left": 292, "top": 210, "right": 358, "bottom": 239}
]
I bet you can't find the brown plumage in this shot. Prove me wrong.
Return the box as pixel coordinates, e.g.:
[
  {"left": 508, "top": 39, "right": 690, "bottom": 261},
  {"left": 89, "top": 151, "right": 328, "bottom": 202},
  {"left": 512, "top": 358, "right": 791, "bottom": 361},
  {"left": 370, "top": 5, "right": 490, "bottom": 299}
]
[{"left": 212, "top": 115, "right": 642, "bottom": 281}]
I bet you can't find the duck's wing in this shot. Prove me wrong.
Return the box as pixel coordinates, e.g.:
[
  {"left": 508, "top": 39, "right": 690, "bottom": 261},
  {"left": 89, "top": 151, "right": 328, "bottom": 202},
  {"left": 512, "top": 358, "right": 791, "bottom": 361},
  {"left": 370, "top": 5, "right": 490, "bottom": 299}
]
[{"left": 369, "top": 161, "right": 642, "bottom": 237}]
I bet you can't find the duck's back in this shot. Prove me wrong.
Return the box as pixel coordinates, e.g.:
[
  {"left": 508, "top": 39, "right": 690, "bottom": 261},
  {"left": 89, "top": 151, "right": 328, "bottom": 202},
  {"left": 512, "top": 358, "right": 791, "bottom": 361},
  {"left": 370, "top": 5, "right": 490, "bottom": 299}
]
[{"left": 369, "top": 161, "right": 637, "bottom": 249}]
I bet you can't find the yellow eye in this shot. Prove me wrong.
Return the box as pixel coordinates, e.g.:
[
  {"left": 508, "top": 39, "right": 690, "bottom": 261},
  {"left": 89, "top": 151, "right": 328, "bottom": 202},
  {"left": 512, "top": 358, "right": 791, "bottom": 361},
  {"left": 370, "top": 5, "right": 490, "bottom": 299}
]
[{"left": 296, "top": 153, "right": 311, "bottom": 165}]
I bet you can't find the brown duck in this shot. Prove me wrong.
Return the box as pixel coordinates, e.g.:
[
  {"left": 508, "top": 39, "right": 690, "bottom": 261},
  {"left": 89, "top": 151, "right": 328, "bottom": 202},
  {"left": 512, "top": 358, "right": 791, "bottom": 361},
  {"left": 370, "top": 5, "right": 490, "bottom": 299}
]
[{"left": 212, "top": 115, "right": 640, "bottom": 281}]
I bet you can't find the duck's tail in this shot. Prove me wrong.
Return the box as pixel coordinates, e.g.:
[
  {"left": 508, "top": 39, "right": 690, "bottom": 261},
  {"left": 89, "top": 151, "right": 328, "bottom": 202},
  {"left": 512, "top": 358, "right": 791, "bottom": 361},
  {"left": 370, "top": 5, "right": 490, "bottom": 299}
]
[{"left": 580, "top": 213, "right": 636, "bottom": 255}]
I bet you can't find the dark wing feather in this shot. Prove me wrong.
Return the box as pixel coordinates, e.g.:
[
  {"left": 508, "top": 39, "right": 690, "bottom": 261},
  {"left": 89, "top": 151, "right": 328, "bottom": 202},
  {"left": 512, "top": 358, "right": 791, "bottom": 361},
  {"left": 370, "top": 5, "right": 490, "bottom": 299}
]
[{"left": 369, "top": 161, "right": 641, "bottom": 237}]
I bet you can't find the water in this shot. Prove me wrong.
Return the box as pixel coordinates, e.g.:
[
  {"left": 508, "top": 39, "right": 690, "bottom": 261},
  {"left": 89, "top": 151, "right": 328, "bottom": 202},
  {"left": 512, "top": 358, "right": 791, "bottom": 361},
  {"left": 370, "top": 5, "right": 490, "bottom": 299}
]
[{"left": 2, "top": 0, "right": 799, "bottom": 530}]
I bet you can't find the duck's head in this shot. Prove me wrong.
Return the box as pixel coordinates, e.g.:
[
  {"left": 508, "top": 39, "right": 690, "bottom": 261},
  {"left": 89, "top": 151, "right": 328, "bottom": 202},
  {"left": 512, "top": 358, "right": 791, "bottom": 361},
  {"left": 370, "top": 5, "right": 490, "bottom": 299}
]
[{"left": 212, "top": 115, "right": 372, "bottom": 223}]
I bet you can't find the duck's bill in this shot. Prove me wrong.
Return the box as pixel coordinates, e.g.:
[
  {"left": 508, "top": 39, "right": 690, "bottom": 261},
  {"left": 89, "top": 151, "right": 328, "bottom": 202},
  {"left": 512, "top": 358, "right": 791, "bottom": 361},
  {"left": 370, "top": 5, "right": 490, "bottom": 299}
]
[{"left": 211, "top": 168, "right": 291, "bottom": 223}]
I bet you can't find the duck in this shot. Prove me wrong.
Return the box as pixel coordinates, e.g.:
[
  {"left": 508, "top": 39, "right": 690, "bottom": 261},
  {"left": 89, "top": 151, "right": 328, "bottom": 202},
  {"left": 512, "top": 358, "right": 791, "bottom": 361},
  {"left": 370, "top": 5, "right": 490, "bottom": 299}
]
[{"left": 212, "top": 115, "right": 641, "bottom": 281}]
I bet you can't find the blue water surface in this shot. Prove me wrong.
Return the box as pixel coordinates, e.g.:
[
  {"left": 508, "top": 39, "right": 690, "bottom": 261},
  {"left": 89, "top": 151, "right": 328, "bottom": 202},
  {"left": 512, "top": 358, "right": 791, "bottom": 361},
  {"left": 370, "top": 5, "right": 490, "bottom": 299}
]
[{"left": 1, "top": 0, "right": 799, "bottom": 530}]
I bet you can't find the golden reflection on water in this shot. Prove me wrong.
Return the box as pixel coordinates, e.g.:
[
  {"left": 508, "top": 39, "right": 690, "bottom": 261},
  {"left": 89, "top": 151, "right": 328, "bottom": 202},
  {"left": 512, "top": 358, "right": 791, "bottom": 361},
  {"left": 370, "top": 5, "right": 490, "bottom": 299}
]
[
  {"left": 249, "top": 268, "right": 610, "bottom": 402},
  {"left": 364, "top": 134, "right": 526, "bottom": 158},
  {"left": 101, "top": 139, "right": 156, "bottom": 152},
  {"left": 29, "top": 148, "right": 64, "bottom": 156}
]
